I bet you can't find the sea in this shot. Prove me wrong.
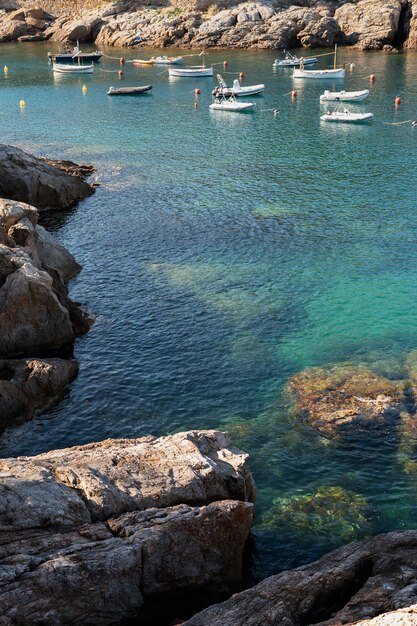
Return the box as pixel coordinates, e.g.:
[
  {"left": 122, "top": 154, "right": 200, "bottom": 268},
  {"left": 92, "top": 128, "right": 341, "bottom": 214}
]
[{"left": 1, "top": 41, "right": 417, "bottom": 579}]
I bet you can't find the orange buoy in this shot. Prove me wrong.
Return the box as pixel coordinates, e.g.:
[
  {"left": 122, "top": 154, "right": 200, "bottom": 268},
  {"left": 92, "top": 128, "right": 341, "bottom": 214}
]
[
  {"left": 370, "top": 74, "right": 375, "bottom": 83},
  {"left": 194, "top": 88, "right": 200, "bottom": 95},
  {"left": 239, "top": 72, "right": 244, "bottom": 81},
  {"left": 395, "top": 96, "right": 401, "bottom": 106},
  {"left": 120, "top": 57, "right": 125, "bottom": 65},
  {"left": 118, "top": 69, "right": 124, "bottom": 77},
  {"left": 194, "top": 101, "right": 198, "bottom": 108},
  {"left": 223, "top": 60, "right": 228, "bottom": 68},
  {"left": 291, "top": 89, "right": 297, "bottom": 98}
]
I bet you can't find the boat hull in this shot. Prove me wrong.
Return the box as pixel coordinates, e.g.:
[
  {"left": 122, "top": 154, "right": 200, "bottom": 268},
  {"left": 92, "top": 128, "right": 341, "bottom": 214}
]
[
  {"left": 169, "top": 66, "right": 213, "bottom": 77},
  {"left": 48, "top": 52, "right": 102, "bottom": 63},
  {"left": 212, "top": 84, "right": 265, "bottom": 97},
  {"left": 320, "top": 89, "right": 369, "bottom": 102},
  {"left": 293, "top": 68, "right": 345, "bottom": 79},
  {"left": 151, "top": 56, "right": 183, "bottom": 65},
  {"left": 274, "top": 58, "right": 317, "bottom": 67},
  {"left": 320, "top": 112, "right": 373, "bottom": 123},
  {"left": 107, "top": 85, "right": 152, "bottom": 95},
  {"left": 53, "top": 63, "right": 94, "bottom": 74},
  {"left": 132, "top": 60, "right": 154, "bottom": 66},
  {"left": 209, "top": 101, "right": 255, "bottom": 111}
]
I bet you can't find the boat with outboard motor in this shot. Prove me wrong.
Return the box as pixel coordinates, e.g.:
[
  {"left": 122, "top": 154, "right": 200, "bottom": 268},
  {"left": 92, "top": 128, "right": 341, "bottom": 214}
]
[
  {"left": 212, "top": 74, "right": 264, "bottom": 97},
  {"left": 320, "top": 89, "right": 369, "bottom": 102},
  {"left": 273, "top": 50, "right": 318, "bottom": 68},
  {"left": 209, "top": 93, "right": 255, "bottom": 112},
  {"left": 320, "top": 106, "right": 373, "bottom": 123}
]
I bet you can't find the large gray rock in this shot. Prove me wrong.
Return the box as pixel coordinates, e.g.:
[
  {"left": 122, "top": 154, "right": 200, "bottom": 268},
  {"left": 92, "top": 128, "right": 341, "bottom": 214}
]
[
  {"left": 0, "top": 431, "right": 255, "bottom": 625},
  {"left": 0, "top": 145, "right": 94, "bottom": 210},
  {"left": 185, "top": 530, "right": 417, "bottom": 625},
  {"left": 0, "top": 357, "right": 78, "bottom": 431},
  {"left": 335, "top": 0, "right": 402, "bottom": 48}
]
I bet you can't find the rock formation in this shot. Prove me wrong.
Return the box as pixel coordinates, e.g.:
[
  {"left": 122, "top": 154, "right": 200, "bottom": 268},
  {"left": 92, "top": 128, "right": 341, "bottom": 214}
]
[
  {"left": 0, "top": 430, "right": 255, "bottom": 625},
  {"left": 185, "top": 529, "right": 417, "bottom": 625},
  {"left": 2, "top": 0, "right": 416, "bottom": 50},
  {"left": 0, "top": 145, "right": 94, "bottom": 210},
  {"left": 285, "top": 363, "right": 407, "bottom": 439},
  {"left": 0, "top": 358, "right": 78, "bottom": 430}
]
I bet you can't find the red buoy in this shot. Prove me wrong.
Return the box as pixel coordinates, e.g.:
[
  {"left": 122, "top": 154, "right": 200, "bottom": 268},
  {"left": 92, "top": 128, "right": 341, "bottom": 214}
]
[
  {"left": 118, "top": 69, "right": 124, "bottom": 77},
  {"left": 239, "top": 72, "right": 244, "bottom": 81},
  {"left": 120, "top": 57, "right": 125, "bottom": 65},
  {"left": 291, "top": 89, "right": 297, "bottom": 98},
  {"left": 395, "top": 96, "right": 401, "bottom": 106},
  {"left": 223, "top": 60, "right": 228, "bottom": 68},
  {"left": 370, "top": 74, "right": 375, "bottom": 83},
  {"left": 194, "top": 101, "right": 198, "bottom": 108},
  {"left": 194, "top": 88, "right": 201, "bottom": 95}
]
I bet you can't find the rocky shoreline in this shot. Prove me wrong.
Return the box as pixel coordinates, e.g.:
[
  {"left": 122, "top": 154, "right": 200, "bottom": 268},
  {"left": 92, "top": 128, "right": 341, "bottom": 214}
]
[
  {"left": 0, "top": 0, "right": 416, "bottom": 51},
  {"left": 0, "top": 144, "right": 95, "bottom": 432}
]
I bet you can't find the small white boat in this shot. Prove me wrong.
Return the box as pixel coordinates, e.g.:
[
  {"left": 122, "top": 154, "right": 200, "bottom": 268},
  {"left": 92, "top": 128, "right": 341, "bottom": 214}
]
[
  {"left": 212, "top": 74, "right": 264, "bottom": 97},
  {"left": 169, "top": 65, "right": 213, "bottom": 77},
  {"left": 150, "top": 55, "right": 183, "bottom": 65},
  {"left": 209, "top": 94, "right": 255, "bottom": 112},
  {"left": 53, "top": 62, "right": 94, "bottom": 74},
  {"left": 273, "top": 50, "right": 318, "bottom": 68},
  {"left": 294, "top": 67, "right": 345, "bottom": 79},
  {"left": 320, "top": 107, "right": 373, "bottom": 123},
  {"left": 320, "top": 89, "right": 369, "bottom": 102},
  {"left": 107, "top": 85, "right": 152, "bottom": 95}
]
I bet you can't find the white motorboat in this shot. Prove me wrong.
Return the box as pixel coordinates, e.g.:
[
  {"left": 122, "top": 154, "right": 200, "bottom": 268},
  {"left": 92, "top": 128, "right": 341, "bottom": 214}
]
[
  {"left": 320, "top": 89, "right": 369, "bottom": 102},
  {"left": 209, "top": 94, "right": 255, "bottom": 112},
  {"left": 169, "top": 65, "right": 213, "bottom": 77},
  {"left": 320, "top": 107, "right": 373, "bottom": 123},
  {"left": 273, "top": 50, "right": 318, "bottom": 68},
  {"left": 52, "top": 62, "right": 94, "bottom": 74},
  {"left": 150, "top": 55, "right": 183, "bottom": 65},
  {"left": 212, "top": 74, "right": 264, "bottom": 97},
  {"left": 294, "top": 67, "right": 345, "bottom": 79}
]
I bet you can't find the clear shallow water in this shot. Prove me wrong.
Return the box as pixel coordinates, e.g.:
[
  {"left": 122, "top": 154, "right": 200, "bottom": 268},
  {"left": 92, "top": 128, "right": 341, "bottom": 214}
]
[{"left": 1, "top": 42, "right": 417, "bottom": 578}]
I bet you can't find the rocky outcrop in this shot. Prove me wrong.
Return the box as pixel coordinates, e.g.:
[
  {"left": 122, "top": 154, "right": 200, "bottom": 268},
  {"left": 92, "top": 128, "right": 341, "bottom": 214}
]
[
  {"left": 335, "top": 0, "right": 402, "bottom": 49},
  {"left": 185, "top": 530, "right": 417, "bottom": 625},
  {"left": 0, "top": 145, "right": 94, "bottom": 210},
  {"left": 0, "top": 430, "right": 255, "bottom": 625},
  {"left": 285, "top": 363, "right": 407, "bottom": 439},
  {"left": 0, "top": 357, "right": 78, "bottom": 430},
  {"left": 0, "top": 7, "right": 53, "bottom": 41},
  {"left": 0, "top": 198, "right": 91, "bottom": 358}
]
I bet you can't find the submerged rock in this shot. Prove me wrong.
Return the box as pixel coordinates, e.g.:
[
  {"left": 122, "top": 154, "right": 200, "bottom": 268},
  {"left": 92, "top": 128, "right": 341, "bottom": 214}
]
[
  {"left": 285, "top": 363, "right": 406, "bottom": 438},
  {"left": 0, "top": 430, "right": 255, "bottom": 625},
  {"left": 0, "top": 357, "right": 78, "bottom": 431},
  {"left": 185, "top": 530, "right": 417, "bottom": 625},
  {"left": 259, "top": 485, "right": 370, "bottom": 544},
  {"left": 0, "top": 144, "right": 94, "bottom": 210}
]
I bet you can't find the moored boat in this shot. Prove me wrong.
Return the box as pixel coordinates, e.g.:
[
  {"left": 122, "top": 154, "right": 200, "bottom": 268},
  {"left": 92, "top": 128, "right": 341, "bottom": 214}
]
[
  {"left": 273, "top": 50, "right": 318, "bottom": 68},
  {"left": 52, "top": 62, "right": 94, "bottom": 74},
  {"left": 319, "top": 89, "right": 369, "bottom": 102},
  {"left": 48, "top": 51, "right": 102, "bottom": 64},
  {"left": 320, "top": 107, "right": 373, "bottom": 123},
  {"left": 209, "top": 94, "right": 255, "bottom": 112},
  {"left": 294, "top": 67, "right": 345, "bottom": 79},
  {"left": 212, "top": 74, "right": 264, "bottom": 97},
  {"left": 169, "top": 65, "right": 213, "bottom": 77},
  {"left": 107, "top": 85, "right": 152, "bottom": 95},
  {"left": 150, "top": 55, "right": 183, "bottom": 65},
  {"left": 132, "top": 59, "right": 154, "bottom": 66}
]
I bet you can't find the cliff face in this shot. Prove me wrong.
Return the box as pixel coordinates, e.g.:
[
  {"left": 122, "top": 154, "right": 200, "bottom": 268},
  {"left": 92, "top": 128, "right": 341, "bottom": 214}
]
[{"left": 1, "top": 0, "right": 417, "bottom": 49}]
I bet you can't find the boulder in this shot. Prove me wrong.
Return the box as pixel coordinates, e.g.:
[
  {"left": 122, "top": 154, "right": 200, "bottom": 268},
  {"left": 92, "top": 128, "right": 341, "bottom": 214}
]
[
  {"left": 335, "top": 0, "right": 402, "bottom": 47},
  {"left": 285, "top": 363, "right": 407, "bottom": 438},
  {"left": 0, "top": 431, "right": 255, "bottom": 625},
  {"left": 298, "top": 15, "right": 340, "bottom": 47},
  {"left": 0, "top": 357, "right": 78, "bottom": 431},
  {"left": 185, "top": 530, "right": 417, "bottom": 625},
  {"left": 0, "top": 145, "right": 94, "bottom": 210}
]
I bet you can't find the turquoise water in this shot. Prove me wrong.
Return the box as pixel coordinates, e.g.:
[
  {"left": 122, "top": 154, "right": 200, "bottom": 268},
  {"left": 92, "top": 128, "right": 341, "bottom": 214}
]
[{"left": 1, "top": 42, "right": 417, "bottom": 578}]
